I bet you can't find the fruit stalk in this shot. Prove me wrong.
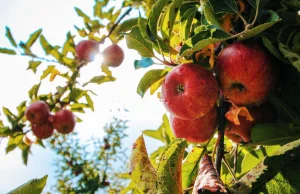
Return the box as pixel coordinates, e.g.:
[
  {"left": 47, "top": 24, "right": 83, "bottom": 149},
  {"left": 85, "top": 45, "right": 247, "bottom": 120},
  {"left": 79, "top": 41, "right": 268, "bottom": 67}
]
[{"left": 215, "top": 98, "right": 229, "bottom": 175}]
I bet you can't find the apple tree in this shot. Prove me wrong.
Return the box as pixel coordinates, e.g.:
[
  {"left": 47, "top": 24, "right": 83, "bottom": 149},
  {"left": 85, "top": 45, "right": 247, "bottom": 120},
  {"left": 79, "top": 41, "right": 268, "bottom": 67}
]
[{"left": 1, "top": 0, "right": 300, "bottom": 193}]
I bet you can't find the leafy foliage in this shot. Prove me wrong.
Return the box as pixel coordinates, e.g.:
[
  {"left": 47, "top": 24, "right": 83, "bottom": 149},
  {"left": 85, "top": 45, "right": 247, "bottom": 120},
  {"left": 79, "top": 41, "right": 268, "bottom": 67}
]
[{"left": 7, "top": 175, "right": 47, "bottom": 194}]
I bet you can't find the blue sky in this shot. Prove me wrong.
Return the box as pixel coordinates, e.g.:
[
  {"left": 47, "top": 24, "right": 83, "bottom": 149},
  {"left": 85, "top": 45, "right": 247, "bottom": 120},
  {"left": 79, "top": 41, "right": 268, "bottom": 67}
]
[{"left": 0, "top": 0, "right": 165, "bottom": 192}]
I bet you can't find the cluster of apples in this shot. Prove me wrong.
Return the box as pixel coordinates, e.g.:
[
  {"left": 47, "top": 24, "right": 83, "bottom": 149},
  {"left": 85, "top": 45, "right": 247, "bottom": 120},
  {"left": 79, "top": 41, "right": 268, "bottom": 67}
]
[
  {"left": 75, "top": 39, "right": 124, "bottom": 67},
  {"left": 25, "top": 101, "right": 76, "bottom": 140},
  {"left": 162, "top": 41, "right": 278, "bottom": 144}
]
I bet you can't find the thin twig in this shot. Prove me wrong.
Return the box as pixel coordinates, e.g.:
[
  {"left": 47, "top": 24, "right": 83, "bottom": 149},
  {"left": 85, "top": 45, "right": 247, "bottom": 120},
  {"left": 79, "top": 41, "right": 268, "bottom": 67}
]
[
  {"left": 100, "top": 7, "right": 132, "bottom": 44},
  {"left": 223, "top": 156, "right": 238, "bottom": 183},
  {"left": 233, "top": 143, "right": 238, "bottom": 174}
]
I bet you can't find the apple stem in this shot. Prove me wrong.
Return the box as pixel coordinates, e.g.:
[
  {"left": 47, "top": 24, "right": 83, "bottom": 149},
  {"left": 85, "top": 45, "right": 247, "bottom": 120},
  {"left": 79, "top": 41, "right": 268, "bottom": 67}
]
[{"left": 215, "top": 97, "right": 229, "bottom": 175}]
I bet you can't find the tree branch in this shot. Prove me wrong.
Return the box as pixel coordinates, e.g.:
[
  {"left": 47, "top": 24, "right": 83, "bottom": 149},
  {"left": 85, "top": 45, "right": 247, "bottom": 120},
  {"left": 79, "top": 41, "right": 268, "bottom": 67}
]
[{"left": 215, "top": 97, "right": 229, "bottom": 175}]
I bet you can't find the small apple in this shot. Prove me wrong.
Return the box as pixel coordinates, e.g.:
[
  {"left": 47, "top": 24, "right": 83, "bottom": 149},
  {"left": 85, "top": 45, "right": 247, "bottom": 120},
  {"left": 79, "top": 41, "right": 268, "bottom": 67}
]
[
  {"left": 216, "top": 42, "right": 278, "bottom": 106},
  {"left": 161, "top": 63, "right": 219, "bottom": 120},
  {"left": 225, "top": 102, "right": 277, "bottom": 143},
  {"left": 52, "top": 109, "right": 76, "bottom": 134},
  {"left": 170, "top": 106, "right": 218, "bottom": 143},
  {"left": 25, "top": 101, "right": 50, "bottom": 125},
  {"left": 75, "top": 40, "right": 100, "bottom": 62},
  {"left": 102, "top": 43, "right": 124, "bottom": 67},
  {"left": 32, "top": 121, "right": 54, "bottom": 139}
]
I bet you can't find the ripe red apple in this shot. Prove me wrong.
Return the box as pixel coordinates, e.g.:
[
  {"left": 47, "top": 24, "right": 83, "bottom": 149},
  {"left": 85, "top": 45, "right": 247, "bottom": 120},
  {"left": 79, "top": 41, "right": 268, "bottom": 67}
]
[
  {"left": 225, "top": 102, "right": 277, "bottom": 143},
  {"left": 52, "top": 109, "right": 76, "bottom": 134},
  {"left": 32, "top": 121, "right": 54, "bottom": 139},
  {"left": 75, "top": 40, "right": 100, "bottom": 62},
  {"left": 170, "top": 106, "right": 218, "bottom": 143},
  {"left": 102, "top": 43, "right": 124, "bottom": 67},
  {"left": 25, "top": 101, "right": 50, "bottom": 125},
  {"left": 161, "top": 63, "right": 219, "bottom": 120},
  {"left": 216, "top": 42, "right": 278, "bottom": 106}
]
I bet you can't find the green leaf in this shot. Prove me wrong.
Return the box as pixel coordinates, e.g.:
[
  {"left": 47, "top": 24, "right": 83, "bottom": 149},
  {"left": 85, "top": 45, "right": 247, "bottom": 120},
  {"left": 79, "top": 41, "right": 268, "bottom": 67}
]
[
  {"left": 6, "top": 134, "right": 23, "bottom": 154},
  {"left": 129, "top": 135, "right": 157, "bottom": 193},
  {"left": 22, "top": 147, "right": 31, "bottom": 165},
  {"left": 137, "top": 69, "right": 169, "bottom": 98},
  {"left": 232, "top": 139, "right": 300, "bottom": 194},
  {"left": 40, "top": 65, "right": 55, "bottom": 80},
  {"left": 7, "top": 175, "right": 48, "bottom": 194},
  {"left": 5, "top": 26, "right": 17, "bottom": 48},
  {"left": 62, "top": 32, "right": 75, "bottom": 56},
  {"left": 147, "top": 0, "right": 170, "bottom": 39},
  {"left": 134, "top": 58, "right": 154, "bottom": 70},
  {"left": 251, "top": 122, "right": 300, "bottom": 146},
  {"left": 240, "top": 146, "right": 280, "bottom": 176},
  {"left": 203, "top": 3, "right": 222, "bottom": 29},
  {"left": 125, "top": 26, "right": 155, "bottom": 58},
  {"left": 180, "top": 27, "right": 230, "bottom": 57},
  {"left": 157, "top": 138, "right": 188, "bottom": 194},
  {"left": 261, "top": 36, "right": 288, "bottom": 63},
  {"left": 0, "top": 127, "right": 12, "bottom": 137},
  {"left": 27, "top": 61, "right": 42, "bottom": 74},
  {"left": 150, "top": 146, "right": 166, "bottom": 168},
  {"left": 208, "top": 0, "right": 238, "bottom": 14},
  {"left": 180, "top": 7, "right": 197, "bottom": 42},
  {"left": 74, "top": 25, "right": 87, "bottom": 37},
  {"left": 143, "top": 114, "right": 175, "bottom": 144},
  {"left": 84, "top": 93, "right": 94, "bottom": 111},
  {"left": 238, "top": 11, "right": 281, "bottom": 40},
  {"left": 269, "top": 94, "right": 300, "bottom": 123},
  {"left": 0, "top": 47, "right": 16, "bottom": 55},
  {"left": 69, "top": 88, "right": 84, "bottom": 102},
  {"left": 182, "top": 146, "right": 205, "bottom": 189},
  {"left": 2, "top": 107, "right": 16, "bottom": 123},
  {"left": 28, "top": 83, "right": 41, "bottom": 100},
  {"left": 39, "top": 35, "right": 53, "bottom": 55},
  {"left": 247, "top": 0, "right": 260, "bottom": 8},
  {"left": 279, "top": 42, "right": 300, "bottom": 72},
  {"left": 74, "top": 7, "right": 91, "bottom": 22},
  {"left": 82, "top": 75, "right": 116, "bottom": 87},
  {"left": 26, "top": 29, "right": 42, "bottom": 48},
  {"left": 161, "top": 0, "right": 184, "bottom": 42}
]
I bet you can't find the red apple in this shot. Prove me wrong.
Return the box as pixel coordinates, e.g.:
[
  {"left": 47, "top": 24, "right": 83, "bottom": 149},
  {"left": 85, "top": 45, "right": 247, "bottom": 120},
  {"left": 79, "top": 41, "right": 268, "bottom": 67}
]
[
  {"left": 52, "top": 109, "right": 76, "bottom": 134},
  {"left": 170, "top": 106, "right": 218, "bottom": 143},
  {"left": 161, "top": 63, "right": 219, "bottom": 120},
  {"left": 32, "top": 121, "right": 54, "bottom": 139},
  {"left": 25, "top": 101, "right": 50, "bottom": 125},
  {"left": 225, "top": 102, "right": 277, "bottom": 143},
  {"left": 102, "top": 44, "right": 124, "bottom": 67},
  {"left": 216, "top": 42, "right": 278, "bottom": 106},
  {"left": 75, "top": 40, "right": 100, "bottom": 62}
]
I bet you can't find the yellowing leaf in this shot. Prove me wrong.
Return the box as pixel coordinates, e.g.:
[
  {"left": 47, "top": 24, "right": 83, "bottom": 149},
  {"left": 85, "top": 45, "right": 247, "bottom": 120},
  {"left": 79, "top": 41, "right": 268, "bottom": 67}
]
[
  {"left": 150, "top": 76, "right": 165, "bottom": 95},
  {"left": 225, "top": 103, "right": 254, "bottom": 125},
  {"left": 129, "top": 135, "right": 157, "bottom": 193},
  {"left": 50, "top": 68, "right": 60, "bottom": 82}
]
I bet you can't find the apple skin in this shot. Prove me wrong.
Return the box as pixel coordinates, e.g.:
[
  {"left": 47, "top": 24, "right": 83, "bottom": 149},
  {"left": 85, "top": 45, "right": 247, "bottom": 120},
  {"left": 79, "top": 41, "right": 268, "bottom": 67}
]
[
  {"left": 225, "top": 102, "right": 277, "bottom": 143},
  {"left": 52, "top": 109, "right": 76, "bottom": 134},
  {"left": 25, "top": 101, "right": 50, "bottom": 125},
  {"left": 216, "top": 42, "right": 278, "bottom": 106},
  {"left": 102, "top": 44, "right": 124, "bottom": 67},
  {"left": 75, "top": 40, "right": 100, "bottom": 62},
  {"left": 161, "top": 63, "right": 219, "bottom": 120},
  {"left": 170, "top": 106, "right": 218, "bottom": 143},
  {"left": 32, "top": 121, "right": 54, "bottom": 139}
]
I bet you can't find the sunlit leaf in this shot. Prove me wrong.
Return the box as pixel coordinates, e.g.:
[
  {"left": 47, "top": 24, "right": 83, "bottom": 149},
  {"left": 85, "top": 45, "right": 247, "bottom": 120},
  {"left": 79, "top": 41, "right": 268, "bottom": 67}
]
[
  {"left": 149, "top": 76, "right": 164, "bottom": 95},
  {"left": 180, "top": 7, "right": 197, "bottom": 42},
  {"left": 39, "top": 35, "right": 53, "bottom": 55},
  {"left": 26, "top": 29, "right": 42, "bottom": 48},
  {"left": 129, "top": 135, "right": 157, "bottom": 193},
  {"left": 182, "top": 146, "right": 205, "bottom": 189},
  {"left": 40, "top": 65, "right": 55, "bottom": 80},
  {"left": 6, "top": 134, "right": 23, "bottom": 154},
  {"left": 5, "top": 26, "right": 17, "bottom": 48},
  {"left": 137, "top": 69, "right": 169, "bottom": 97},
  {"left": 82, "top": 75, "right": 116, "bottom": 87},
  {"left": 125, "top": 26, "right": 155, "bottom": 58},
  {"left": 157, "top": 138, "right": 187, "bottom": 194},
  {"left": 50, "top": 68, "right": 60, "bottom": 82},
  {"left": 7, "top": 175, "right": 48, "bottom": 194},
  {"left": 27, "top": 61, "right": 41, "bottom": 73},
  {"left": 0, "top": 47, "right": 16, "bottom": 55}
]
